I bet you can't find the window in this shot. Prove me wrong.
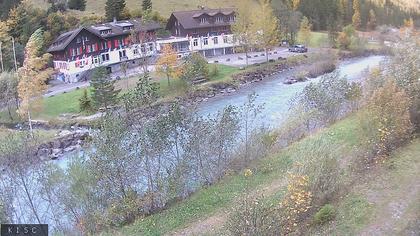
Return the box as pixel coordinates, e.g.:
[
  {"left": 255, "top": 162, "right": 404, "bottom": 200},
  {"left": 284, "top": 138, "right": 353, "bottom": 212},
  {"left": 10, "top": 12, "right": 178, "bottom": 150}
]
[
  {"left": 193, "top": 39, "right": 198, "bottom": 47},
  {"left": 175, "top": 29, "right": 179, "bottom": 35},
  {"left": 213, "top": 37, "right": 218, "bottom": 44},
  {"left": 141, "top": 44, "right": 146, "bottom": 53},
  {"left": 229, "top": 15, "right": 236, "bottom": 22},
  {"left": 100, "top": 29, "right": 112, "bottom": 35},
  {"left": 149, "top": 43, "right": 154, "bottom": 52},
  {"left": 216, "top": 16, "right": 223, "bottom": 23},
  {"left": 71, "top": 48, "right": 76, "bottom": 57},
  {"left": 223, "top": 36, "right": 228, "bottom": 44},
  {"left": 203, "top": 38, "right": 208, "bottom": 45},
  {"left": 83, "top": 36, "right": 89, "bottom": 42},
  {"left": 102, "top": 53, "right": 110, "bottom": 62},
  {"left": 119, "top": 50, "right": 127, "bottom": 58},
  {"left": 118, "top": 39, "right": 124, "bottom": 47},
  {"left": 76, "top": 37, "right": 81, "bottom": 43},
  {"left": 92, "top": 56, "right": 100, "bottom": 64},
  {"left": 200, "top": 18, "right": 207, "bottom": 24},
  {"left": 102, "top": 41, "right": 108, "bottom": 50},
  {"left": 76, "top": 47, "right": 82, "bottom": 55},
  {"left": 133, "top": 48, "right": 139, "bottom": 55}
]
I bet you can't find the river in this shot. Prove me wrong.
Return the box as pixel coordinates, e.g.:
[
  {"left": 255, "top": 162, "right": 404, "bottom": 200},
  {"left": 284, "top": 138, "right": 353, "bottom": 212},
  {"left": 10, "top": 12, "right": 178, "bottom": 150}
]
[
  {"left": 198, "top": 55, "right": 386, "bottom": 127},
  {"left": 57, "top": 55, "right": 386, "bottom": 168}
]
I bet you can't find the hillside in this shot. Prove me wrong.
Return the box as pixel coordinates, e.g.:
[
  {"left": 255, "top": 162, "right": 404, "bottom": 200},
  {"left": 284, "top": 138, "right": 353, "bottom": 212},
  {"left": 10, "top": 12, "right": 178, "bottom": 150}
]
[
  {"left": 30, "top": 0, "right": 247, "bottom": 17},
  {"left": 30, "top": 0, "right": 420, "bottom": 17}
]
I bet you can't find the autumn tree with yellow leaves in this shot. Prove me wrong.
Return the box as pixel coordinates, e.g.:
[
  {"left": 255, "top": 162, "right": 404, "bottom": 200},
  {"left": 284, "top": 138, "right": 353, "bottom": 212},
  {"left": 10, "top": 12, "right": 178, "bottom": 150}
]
[
  {"left": 352, "top": 0, "right": 361, "bottom": 29},
  {"left": 156, "top": 44, "right": 179, "bottom": 86},
  {"left": 253, "top": 0, "right": 280, "bottom": 63},
  {"left": 18, "top": 28, "right": 53, "bottom": 134},
  {"left": 232, "top": 0, "right": 256, "bottom": 66}
]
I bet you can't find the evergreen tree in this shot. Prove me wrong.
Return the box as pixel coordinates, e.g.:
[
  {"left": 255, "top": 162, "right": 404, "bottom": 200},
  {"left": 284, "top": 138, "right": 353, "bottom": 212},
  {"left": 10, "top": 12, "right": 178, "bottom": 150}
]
[
  {"left": 79, "top": 89, "right": 92, "bottom": 112},
  {"left": 105, "top": 0, "right": 126, "bottom": 21},
  {"left": 352, "top": 0, "right": 361, "bottom": 29},
  {"left": 142, "top": 0, "right": 152, "bottom": 11},
  {"left": 68, "top": 0, "right": 87, "bottom": 11},
  {"left": 91, "top": 67, "right": 120, "bottom": 110}
]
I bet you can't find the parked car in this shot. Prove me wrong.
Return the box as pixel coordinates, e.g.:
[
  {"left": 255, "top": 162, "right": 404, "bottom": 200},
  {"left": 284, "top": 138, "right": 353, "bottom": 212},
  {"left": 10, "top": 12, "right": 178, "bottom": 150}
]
[{"left": 288, "top": 44, "right": 308, "bottom": 53}]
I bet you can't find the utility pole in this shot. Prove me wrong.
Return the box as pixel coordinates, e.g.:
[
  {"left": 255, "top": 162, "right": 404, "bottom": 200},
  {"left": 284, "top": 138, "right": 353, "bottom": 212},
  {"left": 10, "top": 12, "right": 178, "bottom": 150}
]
[
  {"left": 12, "top": 37, "right": 18, "bottom": 72},
  {"left": 0, "top": 42, "right": 4, "bottom": 72}
]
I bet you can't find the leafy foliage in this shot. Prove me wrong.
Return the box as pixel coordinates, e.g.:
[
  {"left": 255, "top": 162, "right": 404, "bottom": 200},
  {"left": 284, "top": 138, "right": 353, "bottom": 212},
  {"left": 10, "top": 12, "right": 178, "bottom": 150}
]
[
  {"left": 180, "top": 52, "right": 209, "bottom": 83},
  {"left": 156, "top": 44, "right": 179, "bottom": 85},
  {"left": 298, "top": 16, "right": 312, "bottom": 45},
  {"left": 17, "top": 28, "right": 53, "bottom": 128},
  {"left": 313, "top": 204, "right": 335, "bottom": 224}
]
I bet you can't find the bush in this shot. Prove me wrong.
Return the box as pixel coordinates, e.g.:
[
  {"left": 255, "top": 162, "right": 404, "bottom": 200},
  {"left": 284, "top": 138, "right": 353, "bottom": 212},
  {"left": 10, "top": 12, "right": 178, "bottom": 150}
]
[
  {"left": 362, "top": 79, "right": 413, "bottom": 161},
  {"left": 294, "top": 70, "right": 309, "bottom": 81},
  {"left": 313, "top": 204, "right": 335, "bottom": 225},
  {"left": 307, "top": 60, "right": 336, "bottom": 78},
  {"left": 209, "top": 64, "right": 219, "bottom": 78},
  {"left": 180, "top": 53, "right": 209, "bottom": 83},
  {"left": 226, "top": 194, "right": 281, "bottom": 235}
]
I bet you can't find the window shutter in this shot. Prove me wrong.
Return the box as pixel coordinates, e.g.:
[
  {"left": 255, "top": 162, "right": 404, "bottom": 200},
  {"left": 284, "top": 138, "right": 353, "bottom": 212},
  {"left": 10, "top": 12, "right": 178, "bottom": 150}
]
[{"left": 114, "top": 40, "right": 119, "bottom": 48}]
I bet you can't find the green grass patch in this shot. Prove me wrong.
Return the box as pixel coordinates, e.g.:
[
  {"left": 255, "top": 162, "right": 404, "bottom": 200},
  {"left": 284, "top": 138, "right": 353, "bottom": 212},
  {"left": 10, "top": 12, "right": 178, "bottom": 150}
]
[
  {"left": 298, "top": 31, "right": 329, "bottom": 48},
  {"left": 336, "top": 195, "right": 373, "bottom": 234},
  {"left": 208, "top": 64, "right": 240, "bottom": 82},
  {"left": 36, "top": 89, "right": 88, "bottom": 119}
]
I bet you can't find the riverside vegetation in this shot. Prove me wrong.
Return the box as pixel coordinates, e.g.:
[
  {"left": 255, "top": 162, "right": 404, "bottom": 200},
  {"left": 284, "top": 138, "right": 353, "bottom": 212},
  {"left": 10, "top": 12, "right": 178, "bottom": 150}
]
[{"left": 0, "top": 34, "right": 418, "bottom": 235}]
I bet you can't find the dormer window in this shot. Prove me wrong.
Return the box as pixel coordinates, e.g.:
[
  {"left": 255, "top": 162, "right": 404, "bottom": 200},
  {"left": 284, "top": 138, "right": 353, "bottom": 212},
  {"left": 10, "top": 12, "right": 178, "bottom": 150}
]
[
  {"left": 100, "top": 29, "right": 112, "bottom": 35},
  {"left": 200, "top": 18, "right": 207, "bottom": 24},
  {"left": 76, "top": 37, "right": 81, "bottom": 43},
  {"left": 229, "top": 15, "right": 236, "bottom": 22},
  {"left": 123, "top": 26, "right": 133, "bottom": 31},
  {"left": 216, "top": 16, "right": 223, "bottom": 23}
]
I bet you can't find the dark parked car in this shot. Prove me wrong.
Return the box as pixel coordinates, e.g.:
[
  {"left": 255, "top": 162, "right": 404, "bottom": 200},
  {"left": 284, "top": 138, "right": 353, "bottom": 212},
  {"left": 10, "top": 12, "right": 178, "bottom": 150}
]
[{"left": 288, "top": 44, "right": 308, "bottom": 53}]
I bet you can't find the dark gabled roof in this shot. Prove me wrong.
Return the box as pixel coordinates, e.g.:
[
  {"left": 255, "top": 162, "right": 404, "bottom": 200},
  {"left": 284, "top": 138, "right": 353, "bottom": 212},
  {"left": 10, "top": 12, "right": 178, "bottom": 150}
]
[
  {"left": 47, "top": 28, "right": 95, "bottom": 53},
  {"left": 167, "top": 8, "right": 236, "bottom": 30},
  {"left": 47, "top": 19, "right": 161, "bottom": 53}
]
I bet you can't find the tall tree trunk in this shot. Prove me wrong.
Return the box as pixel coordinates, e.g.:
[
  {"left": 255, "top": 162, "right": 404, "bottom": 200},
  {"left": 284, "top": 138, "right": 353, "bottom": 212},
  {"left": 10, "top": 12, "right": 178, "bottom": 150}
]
[
  {"left": 27, "top": 110, "right": 33, "bottom": 137},
  {"left": 265, "top": 48, "right": 269, "bottom": 63},
  {"left": 167, "top": 73, "right": 170, "bottom": 86},
  {"left": 245, "top": 49, "right": 249, "bottom": 66},
  {"left": 7, "top": 105, "right": 13, "bottom": 121},
  {"left": 19, "top": 172, "right": 42, "bottom": 225}
]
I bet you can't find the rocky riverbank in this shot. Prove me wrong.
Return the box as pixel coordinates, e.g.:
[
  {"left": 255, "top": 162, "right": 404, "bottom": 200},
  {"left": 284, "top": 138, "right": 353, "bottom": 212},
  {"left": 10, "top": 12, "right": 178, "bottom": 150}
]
[{"left": 36, "top": 128, "right": 90, "bottom": 160}]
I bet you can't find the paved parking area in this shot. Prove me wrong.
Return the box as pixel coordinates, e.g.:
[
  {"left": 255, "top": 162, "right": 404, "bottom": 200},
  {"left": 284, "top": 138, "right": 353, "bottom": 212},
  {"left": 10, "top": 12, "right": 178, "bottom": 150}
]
[{"left": 207, "top": 47, "right": 297, "bottom": 67}]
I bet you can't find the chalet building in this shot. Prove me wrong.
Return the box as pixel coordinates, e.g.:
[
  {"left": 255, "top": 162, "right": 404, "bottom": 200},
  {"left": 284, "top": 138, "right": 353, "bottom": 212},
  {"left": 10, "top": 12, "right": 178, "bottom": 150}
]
[
  {"left": 156, "top": 8, "right": 238, "bottom": 57},
  {"left": 47, "top": 19, "right": 161, "bottom": 83}
]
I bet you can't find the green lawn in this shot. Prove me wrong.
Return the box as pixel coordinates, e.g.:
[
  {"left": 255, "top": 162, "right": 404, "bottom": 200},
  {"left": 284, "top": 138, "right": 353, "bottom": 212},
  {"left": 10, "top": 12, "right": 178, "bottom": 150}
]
[
  {"left": 111, "top": 113, "right": 365, "bottom": 235},
  {"left": 38, "top": 88, "right": 88, "bottom": 119},
  {"left": 22, "top": 64, "right": 239, "bottom": 120}
]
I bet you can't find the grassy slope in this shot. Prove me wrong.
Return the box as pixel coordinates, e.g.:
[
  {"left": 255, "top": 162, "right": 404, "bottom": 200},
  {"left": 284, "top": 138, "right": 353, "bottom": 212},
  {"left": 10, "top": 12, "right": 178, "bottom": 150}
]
[
  {"left": 110, "top": 114, "right": 365, "bottom": 235},
  {"left": 322, "top": 138, "right": 420, "bottom": 235},
  {"left": 30, "top": 0, "right": 253, "bottom": 17}
]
